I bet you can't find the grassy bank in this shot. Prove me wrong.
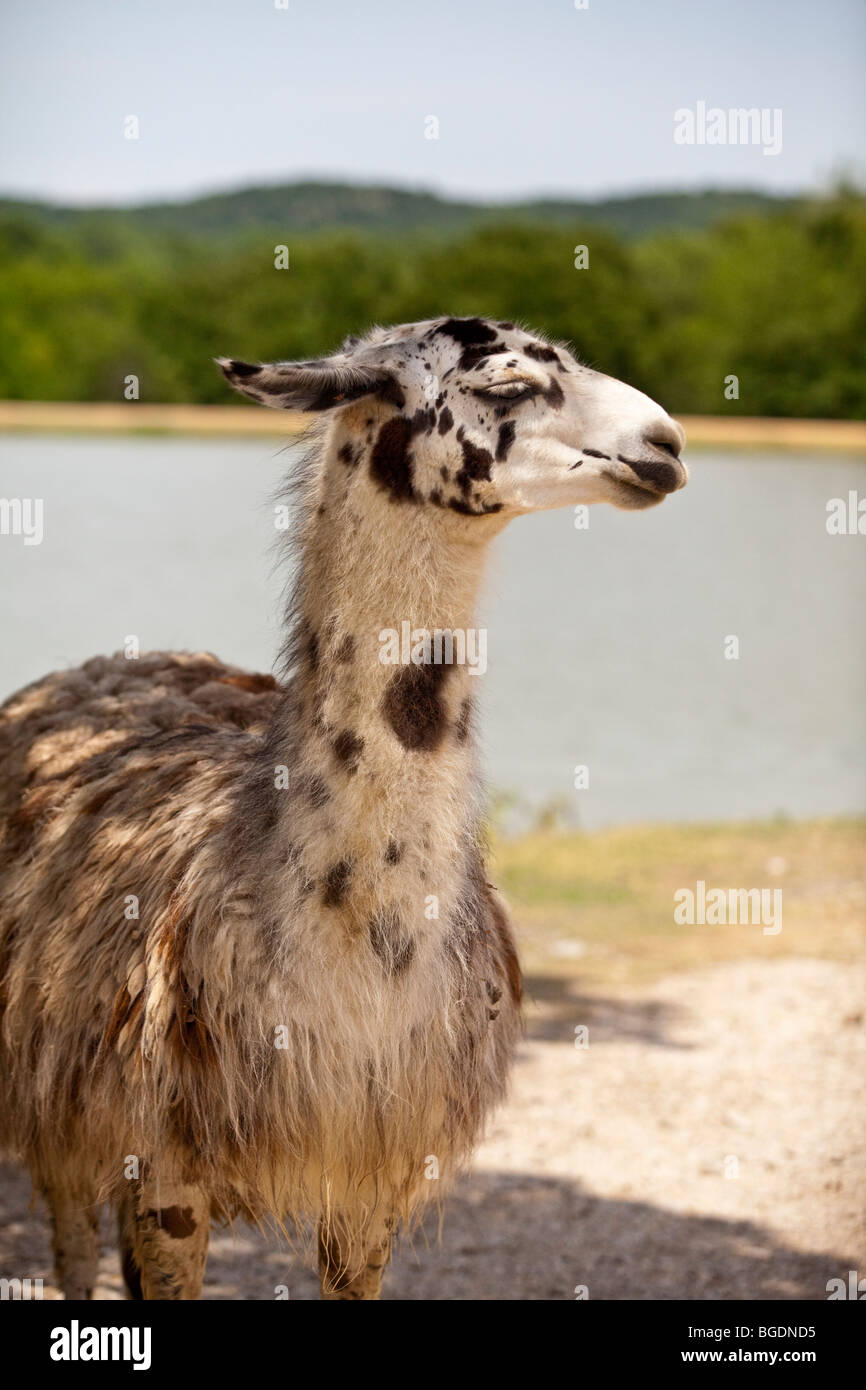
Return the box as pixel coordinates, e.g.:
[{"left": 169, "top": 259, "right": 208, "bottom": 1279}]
[{"left": 491, "top": 816, "right": 866, "bottom": 988}]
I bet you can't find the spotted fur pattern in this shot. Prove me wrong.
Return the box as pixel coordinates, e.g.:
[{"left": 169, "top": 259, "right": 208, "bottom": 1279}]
[{"left": 0, "top": 316, "right": 685, "bottom": 1300}]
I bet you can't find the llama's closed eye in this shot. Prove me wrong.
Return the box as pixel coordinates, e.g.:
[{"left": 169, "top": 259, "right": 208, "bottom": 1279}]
[{"left": 473, "top": 381, "right": 536, "bottom": 404}]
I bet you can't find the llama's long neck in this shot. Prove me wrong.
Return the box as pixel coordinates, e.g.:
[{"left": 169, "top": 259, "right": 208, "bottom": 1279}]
[{"left": 262, "top": 419, "right": 506, "bottom": 949}]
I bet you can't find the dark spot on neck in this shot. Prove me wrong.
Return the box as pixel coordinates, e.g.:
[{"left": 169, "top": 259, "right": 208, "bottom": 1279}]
[
  {"left": 438, "top": 406, "right": 453, "bottom": 435},
  {"left": 381, "top": 663, "right": 452, "bottom": 751},
  {"left": 385, "top": 839, "right": 403, "bottom": 865},
  {"left": 337, "top": 441, "right": 359, "bottom": 468},
  {"left": 332, "top": 728, "right": 364, "bottom": 774},
  {"left": 322, "top": 859, "right": 353, "bottom": 907}
]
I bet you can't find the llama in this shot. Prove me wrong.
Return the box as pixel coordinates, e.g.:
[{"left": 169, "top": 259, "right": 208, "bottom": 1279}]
[{"left": 0, "top": 316, "right": 687, "bottom": 1300}]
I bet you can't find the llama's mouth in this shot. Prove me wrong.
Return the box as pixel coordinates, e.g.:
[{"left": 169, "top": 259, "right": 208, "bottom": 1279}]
[{"left": 606, "top": 474, "right": 668, "bottom": 510}]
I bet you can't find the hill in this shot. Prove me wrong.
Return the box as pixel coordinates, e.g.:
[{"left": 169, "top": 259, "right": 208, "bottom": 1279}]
[{"left": 0, "top": 181, "right": 795, "bottom": 242}]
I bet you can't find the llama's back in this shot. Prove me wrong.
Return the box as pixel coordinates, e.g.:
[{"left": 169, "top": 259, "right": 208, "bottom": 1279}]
[{"left": 0, "top": 650, "right": 281, "bottom": 1180}]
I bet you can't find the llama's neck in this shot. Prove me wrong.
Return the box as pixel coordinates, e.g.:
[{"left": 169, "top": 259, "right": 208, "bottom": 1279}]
[{"left": 263, "top": 423, "right": 506, "bottom": 939}]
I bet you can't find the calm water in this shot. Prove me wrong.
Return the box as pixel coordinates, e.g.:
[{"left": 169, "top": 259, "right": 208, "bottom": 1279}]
[{"left": 1, "top": 433, "right": 864, "bottom": 829}]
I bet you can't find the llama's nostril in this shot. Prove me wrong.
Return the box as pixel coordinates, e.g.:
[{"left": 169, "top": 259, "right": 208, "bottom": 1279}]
[
  {"left": 652, "top": 439, "right": 680, "bottom": 459},
  {"left": 643, "top": 418, "right": 685, "bottom": 460}
]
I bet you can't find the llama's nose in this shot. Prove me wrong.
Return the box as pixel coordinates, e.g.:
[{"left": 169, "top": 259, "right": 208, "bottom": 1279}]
[{"left": 629, "top": 416, "right": 688, "bottom": 492}]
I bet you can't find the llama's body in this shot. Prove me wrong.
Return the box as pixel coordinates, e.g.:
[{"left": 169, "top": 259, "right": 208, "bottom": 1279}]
[
  {"left": 0, "top": 649, "right": 518, "bottom": 1294},
  {"left": 0, "top": 316, "right": 685, "bottom": 1298}
]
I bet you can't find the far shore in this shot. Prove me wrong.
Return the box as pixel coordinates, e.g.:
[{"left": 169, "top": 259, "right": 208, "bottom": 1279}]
[{"left": 0, "top": 400, "right": 864, "bottom": 451}]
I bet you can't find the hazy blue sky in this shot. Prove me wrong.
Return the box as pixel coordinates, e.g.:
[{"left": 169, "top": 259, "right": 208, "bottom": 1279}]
[{"left": 1, "top": 0, "right": 863, "bottom": 205}]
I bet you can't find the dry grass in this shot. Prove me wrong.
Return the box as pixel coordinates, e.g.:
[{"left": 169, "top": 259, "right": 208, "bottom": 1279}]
[{"left": 492, "top": 817, "right": 866, "bottom": 988}]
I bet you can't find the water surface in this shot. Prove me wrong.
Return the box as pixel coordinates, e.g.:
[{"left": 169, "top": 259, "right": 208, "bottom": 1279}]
[{"left": 1, "top": 433, "right": 863, "bottom": 828}]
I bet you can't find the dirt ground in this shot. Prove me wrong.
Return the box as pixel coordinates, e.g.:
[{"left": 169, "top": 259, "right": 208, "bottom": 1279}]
[{"left": 1, "top": 955, "right": 863, "bottom": 1300}]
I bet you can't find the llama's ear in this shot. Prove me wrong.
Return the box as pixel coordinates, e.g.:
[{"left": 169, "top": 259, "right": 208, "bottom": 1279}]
[{"left": 215, "top": 356, "right": 400, "bottom": 412}]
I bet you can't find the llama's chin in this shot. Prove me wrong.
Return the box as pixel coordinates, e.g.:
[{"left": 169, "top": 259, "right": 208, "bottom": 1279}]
[{"left": 607, "top": 478, "right": 668, "bottom": 510}]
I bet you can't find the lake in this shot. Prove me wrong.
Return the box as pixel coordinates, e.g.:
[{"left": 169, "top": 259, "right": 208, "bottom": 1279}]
[{"left": 1, "top": 433, "right": 864, "bottom": 829}]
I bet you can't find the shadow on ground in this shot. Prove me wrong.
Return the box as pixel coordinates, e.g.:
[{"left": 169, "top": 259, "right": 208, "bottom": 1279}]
[
  {"left": 522, "top": 973, "right": 692, "bottom": 1048},
  {"left": 0, "top": 1160, "right": 850, "bottom": 1301}
]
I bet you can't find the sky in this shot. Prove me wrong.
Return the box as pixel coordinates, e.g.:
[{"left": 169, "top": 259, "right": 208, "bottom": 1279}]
[{"left": 0, "top": 0, "right": 863, "bottom": 206}]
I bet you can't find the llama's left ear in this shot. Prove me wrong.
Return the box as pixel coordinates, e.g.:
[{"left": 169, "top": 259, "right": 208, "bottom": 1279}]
[{"left": 215, "top": 356, "right": 399, "bottom": 412}]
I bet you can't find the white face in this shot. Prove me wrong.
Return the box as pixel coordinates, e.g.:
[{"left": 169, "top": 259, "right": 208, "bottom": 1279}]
[{"left": 219, "top": 315, "right": 687, "bottom": 518}]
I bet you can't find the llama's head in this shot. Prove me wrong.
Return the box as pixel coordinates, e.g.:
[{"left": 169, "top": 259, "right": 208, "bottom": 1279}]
[{"left": 218, "top": 316, "right": 687, "bottom": 519}]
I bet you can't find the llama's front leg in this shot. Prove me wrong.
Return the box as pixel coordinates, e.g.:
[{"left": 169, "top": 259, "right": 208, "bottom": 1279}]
[
  {"left": 120, "top": 1177, "right": 210, "bottom": 1300},
  {"left": 45, "top": 1186, "right": 101, "bottom": 1300},
  {"left": 318, "top": 1214, "right": 395, "bottom": 1301}
]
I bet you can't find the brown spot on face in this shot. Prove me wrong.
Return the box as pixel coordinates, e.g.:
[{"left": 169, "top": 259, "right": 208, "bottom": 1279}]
[
  {"left": 332, "top": 728, "right": 364, "bottom": 774},
  {"left": 411, "top": 406, "right": 436, "bottom": 435},
  {"left": 376, "top": 376, "right": 406, "bottom": 410},
  {"left": 369, "top": 909, "right": 416, "bottom": 976},
  {"left": 385, "top": 839, "right": 403, "bottom": 865},
  {"left": 438, "top": 406, "right": 453, "bottom": 435},
  {"left": 455, "top": 437, "right": 494, "bottom": 494},
  {"left": 432, "top": 317, "right": 497, "bottom": 347},
  {"left": 542, "top": 377, "right": 565, "bottom": 409},
  {"left": 458, "top": 342, "right": 509, "bottom": 371},
  {"left": 335, "top": 634, "right": 355, "bottom": 663},
  {"left": 495, "top": 421, "right": 516, "bottom": 462},
  {"left": 322, "top": 859, "right": 352, "bottom": 907},
  {"left": 337, "top": 441, "right": 359, "bottom": 468},
  {"left": 146, "top": 1206, "right": 198, "bottom": 1239},
  {"left": 370, "top": 417, "right": 417, "bottom": 503},
  {"left": 381, "top": 662, "right": 452, "bottom": 751},
  {"left": 524, "top": 342, "right": 562, "bottom": 366}
]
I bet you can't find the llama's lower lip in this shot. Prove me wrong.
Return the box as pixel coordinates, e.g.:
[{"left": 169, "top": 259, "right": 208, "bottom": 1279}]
[{"left": 609, "top": 475, "right": 667, "bottom": 508}]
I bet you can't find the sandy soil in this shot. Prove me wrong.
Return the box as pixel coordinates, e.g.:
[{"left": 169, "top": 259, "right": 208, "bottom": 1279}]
[
  {"left": 2, "top": 400, "right": 865, "bottom": 451},
  {"left": 1, "top": 957, "right": 863, "bottom": 1300}
]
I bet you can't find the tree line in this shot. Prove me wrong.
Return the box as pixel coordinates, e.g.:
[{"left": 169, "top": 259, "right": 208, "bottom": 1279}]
[{"left": 0, "top": 192, "right": 863, "bottom": 417}]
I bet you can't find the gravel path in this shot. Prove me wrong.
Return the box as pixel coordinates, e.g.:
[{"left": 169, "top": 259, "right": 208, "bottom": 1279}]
[{"left": 2, "top": 958, "right": 863, "bottom": 1300}]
